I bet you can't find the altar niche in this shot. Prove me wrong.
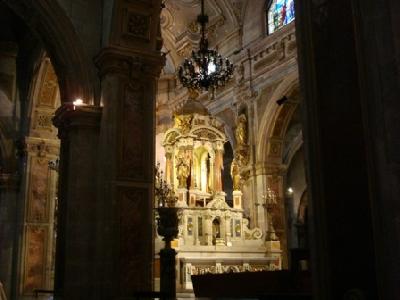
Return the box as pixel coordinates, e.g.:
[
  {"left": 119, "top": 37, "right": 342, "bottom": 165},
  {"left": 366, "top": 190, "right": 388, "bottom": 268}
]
[
  {"left": 163, "top": 111, "right": 226, "bottom": 208},
  {"left": 212, "top": 218, "right": 221, "bottom": 245}
]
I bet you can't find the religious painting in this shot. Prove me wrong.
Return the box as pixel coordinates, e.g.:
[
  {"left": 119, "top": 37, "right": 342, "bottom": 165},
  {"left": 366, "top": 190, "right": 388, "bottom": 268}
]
[
  {"left": 267, "top": 0, "right": 295, "bottom": 34},
  {"left": 23, "top": 226, "right": 47, "bottom": 293}
]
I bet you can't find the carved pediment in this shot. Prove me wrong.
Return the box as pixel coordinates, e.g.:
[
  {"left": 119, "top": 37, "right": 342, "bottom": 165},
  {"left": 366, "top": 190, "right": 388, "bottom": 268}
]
[
  {"left": 163, "top": 129, "right": 181, "bottom": 144},
  {"left": 191, "top": 126, "right": 225, "bottom": 141},
  {"left": 207, "top": 197, "right": 230, "bottom": 210}
]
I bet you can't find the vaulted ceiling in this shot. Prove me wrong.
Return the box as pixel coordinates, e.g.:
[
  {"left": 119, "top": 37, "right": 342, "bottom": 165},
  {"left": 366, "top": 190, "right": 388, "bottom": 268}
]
[{"left": 161, "top": 0, "right": 248, "bottom": 74}]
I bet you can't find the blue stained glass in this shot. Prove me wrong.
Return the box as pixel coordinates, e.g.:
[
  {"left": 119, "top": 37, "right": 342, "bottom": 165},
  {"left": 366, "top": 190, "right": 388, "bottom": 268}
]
[{"left": 268, "top": 0, "right": 295, "bottom": 34}]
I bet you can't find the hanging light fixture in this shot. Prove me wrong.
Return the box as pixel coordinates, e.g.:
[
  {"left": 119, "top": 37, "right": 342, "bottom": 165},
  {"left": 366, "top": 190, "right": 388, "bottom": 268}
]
[{"left": 178, "top": 0, "right": 234, "bottom": 93}]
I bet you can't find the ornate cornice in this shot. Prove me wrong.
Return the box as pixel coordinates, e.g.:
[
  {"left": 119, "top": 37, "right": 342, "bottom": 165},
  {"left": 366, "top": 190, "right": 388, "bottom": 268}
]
[
  {"left": 52, "top": 103, "right": 102, "bottom": 139},
  {"left": 94, "top": 46, "right": 165, "bottom": 79}
]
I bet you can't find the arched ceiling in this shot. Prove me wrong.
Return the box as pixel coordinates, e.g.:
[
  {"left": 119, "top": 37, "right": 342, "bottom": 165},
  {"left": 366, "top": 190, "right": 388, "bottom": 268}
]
[{"left": 161, "top": 0, "right": 247, "bottom": 74}]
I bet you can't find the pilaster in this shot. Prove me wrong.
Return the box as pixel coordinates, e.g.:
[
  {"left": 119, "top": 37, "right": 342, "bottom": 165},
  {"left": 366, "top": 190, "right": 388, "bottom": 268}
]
[
  {"left": 94, "top": 46, "right": 163, "bottom": 297},
  {"left": 20, "top": 138, "right": 59, "bottom": 297}
]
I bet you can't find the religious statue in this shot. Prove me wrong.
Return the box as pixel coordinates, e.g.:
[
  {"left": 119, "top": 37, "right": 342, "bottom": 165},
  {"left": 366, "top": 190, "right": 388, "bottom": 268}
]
[
  {"left": 176, "top": 152, "right": 190, "bottom": 188},
  {"left": 230, "top": 156, "right": 241, "bottom": 191},
  {"left": 235, "top": 114, "right": 247, "bottom": 147}
]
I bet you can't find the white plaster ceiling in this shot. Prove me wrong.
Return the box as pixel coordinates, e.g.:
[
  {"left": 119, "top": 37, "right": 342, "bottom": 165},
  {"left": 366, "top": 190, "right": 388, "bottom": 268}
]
[{"left": 161, "top": 0, "right": 246, "bottom": 73}]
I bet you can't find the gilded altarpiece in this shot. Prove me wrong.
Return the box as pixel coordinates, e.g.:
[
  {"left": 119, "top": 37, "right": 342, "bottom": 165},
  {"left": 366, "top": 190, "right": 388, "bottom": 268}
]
[{"left": 155, "top": 106, "right": 282, "bottom": 291}]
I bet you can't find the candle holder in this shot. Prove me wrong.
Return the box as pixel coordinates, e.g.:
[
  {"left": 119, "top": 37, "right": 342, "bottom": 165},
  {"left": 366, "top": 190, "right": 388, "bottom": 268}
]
[
  {"left": 154, "top": 163, "right": 180, "bottom": 297},
  {"left": 156, "top": 207, "right": 180, "bottom": 248},
  {"left": 261, "top": 187, "right": 279, "bottom": 241}
]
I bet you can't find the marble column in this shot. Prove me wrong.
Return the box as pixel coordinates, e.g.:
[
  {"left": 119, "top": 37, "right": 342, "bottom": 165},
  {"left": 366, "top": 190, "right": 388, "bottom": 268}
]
[
  {"left": 213, "top": 149, "right": 223, "bottom": 193},
  {"left": 225, "top": 216, "right": 232, "bottom": 245},
  {"left": 165, "top": 152, "right": 173, "bottom": 185},
  {"left": 209, "top": 157, "right": 214, "bottom": 193},
  {"left": 52, "top": 103, "right": 102, "bottom": 299},
  {"left": 205, "top": 216, "right": 213, "bottom": 245},
  {"left": 94, "top": 48, "right": 163, "bottom": 298}
]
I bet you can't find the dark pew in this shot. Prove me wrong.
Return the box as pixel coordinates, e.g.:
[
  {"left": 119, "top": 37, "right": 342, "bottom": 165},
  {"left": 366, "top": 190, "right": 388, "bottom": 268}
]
[{"left": 191, "top": 270, "right": 312, "bottom": 299}]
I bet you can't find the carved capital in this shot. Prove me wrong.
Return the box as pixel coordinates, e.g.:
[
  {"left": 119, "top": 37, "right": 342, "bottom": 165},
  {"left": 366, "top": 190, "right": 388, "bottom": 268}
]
[
  {"left": 52, "top": 103, "right": 102, "bottom": 140},
  {"left": 25, "top": 137, "right": 60, "bottom": 157},
  {"left": 95, "top": 47, "right": 165, "bottom": 79}
]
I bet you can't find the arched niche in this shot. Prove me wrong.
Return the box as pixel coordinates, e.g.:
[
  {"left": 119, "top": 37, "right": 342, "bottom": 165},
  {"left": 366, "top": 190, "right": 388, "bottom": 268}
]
[
  {"left": 193, "top": 146, "right": 214, "bottom": 193},
  {"left": 222, "top": 141, "right": 234, "bottom": 207}
]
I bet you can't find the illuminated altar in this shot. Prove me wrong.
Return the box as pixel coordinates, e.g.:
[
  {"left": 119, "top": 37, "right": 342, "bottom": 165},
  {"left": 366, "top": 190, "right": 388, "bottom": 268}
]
[{"left": 155, "top": 100, "right": 282, "bottom": 291}]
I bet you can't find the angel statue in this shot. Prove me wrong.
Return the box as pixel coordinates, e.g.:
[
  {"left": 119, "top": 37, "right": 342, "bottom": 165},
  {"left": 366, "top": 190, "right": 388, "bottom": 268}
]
[{"left": 235, "top": 113, "right": 248, "bottom": 146}]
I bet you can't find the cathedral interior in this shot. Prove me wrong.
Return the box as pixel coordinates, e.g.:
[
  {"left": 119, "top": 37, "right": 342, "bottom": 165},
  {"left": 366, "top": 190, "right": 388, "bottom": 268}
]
[{"left": 0, "top": 0, "right": 399, "bottom": 299}]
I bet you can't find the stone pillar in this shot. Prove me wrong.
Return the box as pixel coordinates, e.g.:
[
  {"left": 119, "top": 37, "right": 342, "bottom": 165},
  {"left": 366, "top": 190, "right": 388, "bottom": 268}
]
[
  {"left": 52, "top": 103, "right": 102, "bottom": 299},
  {"left": 94, "top": 47, "right": 163, "bottom": 298},
  {"left": 296, "top": 1, "right": 381, "bottom": 298},
  {"left": 254, "top": 163, "right": 287, "bottom": 268},
  {"left": 0, "top": 42, "right": 18, "bottom": 298},
  {"left": 0, "top": 173, "right": 18, "bottom": 299}
]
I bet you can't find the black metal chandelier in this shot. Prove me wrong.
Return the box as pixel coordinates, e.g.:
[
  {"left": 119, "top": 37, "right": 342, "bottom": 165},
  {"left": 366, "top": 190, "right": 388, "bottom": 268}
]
[{"left": 178, "top": 0, "right": 234, "bottom": 92}]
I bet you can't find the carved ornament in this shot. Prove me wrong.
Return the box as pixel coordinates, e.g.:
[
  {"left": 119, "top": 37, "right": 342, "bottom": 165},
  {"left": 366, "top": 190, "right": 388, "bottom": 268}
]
[
  {"left": 124, "top": 11, "right": 151, "bottom": 41},
  {"left": 95, "top": 47, "right": 165, "bottom": 79}
]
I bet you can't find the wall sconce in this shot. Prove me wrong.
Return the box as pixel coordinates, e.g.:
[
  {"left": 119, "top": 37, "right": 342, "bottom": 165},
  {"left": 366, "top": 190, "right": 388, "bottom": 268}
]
[
  {"left": 287, "top": 187, "right": 294, "bottom": 195},
  {"left": 261, "top": 187, "right": 277, "bottom": 207},
  {"left": 73, "top": 98, "right": 84, "bottom": 107}
]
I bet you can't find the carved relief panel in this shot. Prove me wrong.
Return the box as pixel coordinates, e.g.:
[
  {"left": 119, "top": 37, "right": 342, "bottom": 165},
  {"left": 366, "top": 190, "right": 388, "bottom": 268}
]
[
  {"left": 118, "top": 187, "right": 152, "bottom": 294},
  {"left": 118, "top": 82, "right": 148, "bottom": 180}
]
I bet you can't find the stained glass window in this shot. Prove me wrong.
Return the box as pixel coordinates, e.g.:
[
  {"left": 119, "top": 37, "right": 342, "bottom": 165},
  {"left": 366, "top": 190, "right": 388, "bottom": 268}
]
[{"left": 267, "top": 0, "right": 295, "bottom": 34}]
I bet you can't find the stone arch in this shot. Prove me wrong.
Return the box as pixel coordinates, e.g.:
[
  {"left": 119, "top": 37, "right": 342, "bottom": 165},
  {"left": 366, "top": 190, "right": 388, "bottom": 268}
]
[
  {"left": 257, "top": 71, "right": 299, "bottom": 162},
  {"left": 284, "top": 129, "right": 303, "bottom": 167},
  {"left": 3, "top": 0, "right": 94, "bottom": 104},
  {"left": 26, "top": 57, "right": 61, "bottom": 138}
]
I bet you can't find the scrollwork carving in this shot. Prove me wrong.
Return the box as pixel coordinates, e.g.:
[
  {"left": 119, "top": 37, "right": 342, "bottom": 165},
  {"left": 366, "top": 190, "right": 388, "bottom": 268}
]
[{"left": 242, "top": 219, "right": 263, "bottom": 240}]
